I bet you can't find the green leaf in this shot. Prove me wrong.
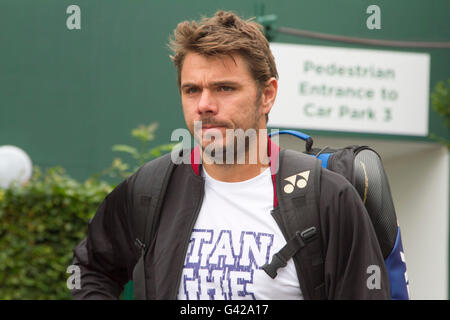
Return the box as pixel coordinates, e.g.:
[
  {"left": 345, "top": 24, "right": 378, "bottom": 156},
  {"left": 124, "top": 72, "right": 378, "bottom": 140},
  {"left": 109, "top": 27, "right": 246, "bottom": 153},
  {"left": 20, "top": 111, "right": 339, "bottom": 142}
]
[
  {"left": 112, "top": 145, "right": 139, "bottom": 157},
  {"left": 431, "top": 79, "right": 450, "bottom": 128},
  {"left": 131, "top": 122, "right": 158, "bottom": 143}
]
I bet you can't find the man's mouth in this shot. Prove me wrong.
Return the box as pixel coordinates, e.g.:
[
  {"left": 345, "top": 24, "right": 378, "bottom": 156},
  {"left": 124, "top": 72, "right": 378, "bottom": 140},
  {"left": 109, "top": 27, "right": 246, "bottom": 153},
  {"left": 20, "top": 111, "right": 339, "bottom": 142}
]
[
  {"left": 202, "top": 124, "right": 226, "bottom": 129},
  {"left": 199, "top": 124, "right": 228, "bottom": 143},
  {"left": 193, "top": 121, "right": 229, "bottom": 141}
]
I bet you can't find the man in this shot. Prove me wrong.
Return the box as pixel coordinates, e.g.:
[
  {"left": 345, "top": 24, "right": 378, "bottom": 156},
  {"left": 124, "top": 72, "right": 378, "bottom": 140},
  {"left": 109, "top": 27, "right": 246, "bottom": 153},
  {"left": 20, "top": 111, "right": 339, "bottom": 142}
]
[{"left": 71, "top": 10, "right": 390, "bottom": 300}]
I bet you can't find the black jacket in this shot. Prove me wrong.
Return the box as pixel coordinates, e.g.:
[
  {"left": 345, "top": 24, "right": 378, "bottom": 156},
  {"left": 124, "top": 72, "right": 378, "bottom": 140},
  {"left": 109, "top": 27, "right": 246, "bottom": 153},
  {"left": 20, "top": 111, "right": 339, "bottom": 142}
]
[{"left": 71, "top": 148, "right": 390, "bottom": 300}]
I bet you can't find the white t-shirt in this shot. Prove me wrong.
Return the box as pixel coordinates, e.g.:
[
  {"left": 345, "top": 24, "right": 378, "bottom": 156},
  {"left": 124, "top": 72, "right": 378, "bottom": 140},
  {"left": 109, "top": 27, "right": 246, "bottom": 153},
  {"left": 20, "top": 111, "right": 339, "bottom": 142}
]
[{"left": 177, "top": 166, "right": 303, "bottom": 300}]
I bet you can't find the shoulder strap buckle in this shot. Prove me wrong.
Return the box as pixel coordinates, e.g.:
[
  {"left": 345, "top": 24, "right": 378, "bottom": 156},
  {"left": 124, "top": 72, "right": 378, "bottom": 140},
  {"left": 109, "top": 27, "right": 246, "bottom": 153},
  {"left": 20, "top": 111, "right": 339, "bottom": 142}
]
[
  {"left": 262, "top": 228, "right": 316, "bottom": 279},
  {"left": 262, "top": 253, "right": 287, "bottom": 279}
]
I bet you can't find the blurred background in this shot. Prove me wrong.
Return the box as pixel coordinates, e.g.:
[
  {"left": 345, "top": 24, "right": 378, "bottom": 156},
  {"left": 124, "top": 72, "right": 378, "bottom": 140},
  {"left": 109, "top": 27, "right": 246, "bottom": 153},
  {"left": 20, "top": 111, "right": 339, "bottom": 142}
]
[{"left": 0, "top": 0, "right": 448, "bottom": 299}]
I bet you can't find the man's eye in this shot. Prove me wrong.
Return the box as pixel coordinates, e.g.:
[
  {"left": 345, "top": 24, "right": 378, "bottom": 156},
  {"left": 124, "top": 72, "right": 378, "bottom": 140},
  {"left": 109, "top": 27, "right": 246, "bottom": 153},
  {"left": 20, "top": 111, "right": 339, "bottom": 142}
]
[
  {"left": 219, "top": 86, "right": 234, "bottom": 92},
  {"left": 185, "top": 87, "right": 199, "bottom": 94}
]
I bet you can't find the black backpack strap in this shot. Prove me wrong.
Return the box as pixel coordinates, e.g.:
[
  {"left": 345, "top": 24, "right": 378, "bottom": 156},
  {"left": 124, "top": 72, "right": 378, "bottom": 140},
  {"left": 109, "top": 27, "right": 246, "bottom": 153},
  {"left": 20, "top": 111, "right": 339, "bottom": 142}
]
[
  {"left": 262, "top": 226, "right": 318, "bottom": 278},
  {"left": 263, "top": 149, "right": 325, "bottom": 300},
  {"left": 129, "top": 152, "right": 176, "bottom": 300}
]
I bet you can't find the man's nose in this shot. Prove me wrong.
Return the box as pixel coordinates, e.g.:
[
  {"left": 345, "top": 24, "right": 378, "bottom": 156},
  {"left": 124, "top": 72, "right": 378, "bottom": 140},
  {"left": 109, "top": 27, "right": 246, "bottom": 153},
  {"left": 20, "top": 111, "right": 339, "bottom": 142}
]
[{"left": 197, "top": 89, "right": 218, "bottom": 114}]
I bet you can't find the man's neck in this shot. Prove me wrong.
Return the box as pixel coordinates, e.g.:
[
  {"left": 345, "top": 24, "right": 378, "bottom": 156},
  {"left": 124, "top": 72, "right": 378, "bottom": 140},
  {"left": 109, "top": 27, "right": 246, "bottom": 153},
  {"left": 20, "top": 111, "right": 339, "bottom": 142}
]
[
  {"left": 202, "top": 161, "right": 269, "bottom": 182},
  {"left": 201, "top": 136, "right": 270, "bottom": 182}
]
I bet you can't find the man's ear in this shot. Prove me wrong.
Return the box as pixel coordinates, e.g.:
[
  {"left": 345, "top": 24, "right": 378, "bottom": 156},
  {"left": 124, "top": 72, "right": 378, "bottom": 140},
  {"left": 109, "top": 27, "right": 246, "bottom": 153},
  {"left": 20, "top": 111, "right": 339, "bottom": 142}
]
[{"left": 261, "top": 77, "right": 278, "bottom": 116}]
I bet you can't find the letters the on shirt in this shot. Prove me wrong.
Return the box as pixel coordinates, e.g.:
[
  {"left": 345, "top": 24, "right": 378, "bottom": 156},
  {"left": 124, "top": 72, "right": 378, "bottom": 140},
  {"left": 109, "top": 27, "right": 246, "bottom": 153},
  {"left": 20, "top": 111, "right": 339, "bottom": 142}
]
[{"left": 179, "top": 229, "right": 274, "bottom": 300}]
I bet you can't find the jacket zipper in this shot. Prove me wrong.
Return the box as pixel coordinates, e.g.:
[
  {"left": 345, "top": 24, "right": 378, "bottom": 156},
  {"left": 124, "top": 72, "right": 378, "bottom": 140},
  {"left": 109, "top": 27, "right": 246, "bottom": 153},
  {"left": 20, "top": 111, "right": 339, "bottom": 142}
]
[
  {"left": 270, "top": 209, "right": 289, "bottom": 247},
  {"left": 171, "top": 179, "right": 205, "bottom": 299},
  {"left": 270, "top": 209, "right": 301, "bottom": 277},
  {"left": 270, "top": 207, "right": 312, "bottom": 300}
]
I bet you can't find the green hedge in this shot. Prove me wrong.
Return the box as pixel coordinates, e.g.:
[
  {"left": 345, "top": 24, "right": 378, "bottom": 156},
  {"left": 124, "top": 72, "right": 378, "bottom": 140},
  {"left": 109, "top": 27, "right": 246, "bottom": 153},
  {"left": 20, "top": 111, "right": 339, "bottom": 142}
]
[
  {"left": 0, "top": 167, "right": 112, "bottom": 299},
  {"left": 0, "top": 123, "right": 172, "bottom": 299}
]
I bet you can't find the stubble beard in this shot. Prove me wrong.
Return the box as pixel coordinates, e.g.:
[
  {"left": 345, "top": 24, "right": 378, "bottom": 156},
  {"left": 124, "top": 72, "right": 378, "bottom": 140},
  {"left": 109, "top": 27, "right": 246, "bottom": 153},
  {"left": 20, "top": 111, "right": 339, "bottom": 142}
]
[{"left": 193, "top": 100, "right": 262, "bottom": 166}]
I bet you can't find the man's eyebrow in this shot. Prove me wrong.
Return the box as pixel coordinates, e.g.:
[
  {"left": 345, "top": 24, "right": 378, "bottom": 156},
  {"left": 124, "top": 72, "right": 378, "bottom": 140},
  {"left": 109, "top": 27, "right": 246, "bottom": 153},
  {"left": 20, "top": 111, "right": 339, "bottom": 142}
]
[
  {"left": 180, "top": 82, "right": 198, "bottom": 90},
  {"left": 210, "top": 80, "right": 240, "bottom": 87},
  {"left": 181, "top": 80, "right": 241, "bottom": 90}
]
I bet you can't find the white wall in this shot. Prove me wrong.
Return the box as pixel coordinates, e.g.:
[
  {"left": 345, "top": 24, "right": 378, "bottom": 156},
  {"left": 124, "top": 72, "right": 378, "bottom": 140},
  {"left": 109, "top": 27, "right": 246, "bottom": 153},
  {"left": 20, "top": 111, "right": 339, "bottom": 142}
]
[{"left": 384, "top": 145, "right": 449, "bottom": 300}]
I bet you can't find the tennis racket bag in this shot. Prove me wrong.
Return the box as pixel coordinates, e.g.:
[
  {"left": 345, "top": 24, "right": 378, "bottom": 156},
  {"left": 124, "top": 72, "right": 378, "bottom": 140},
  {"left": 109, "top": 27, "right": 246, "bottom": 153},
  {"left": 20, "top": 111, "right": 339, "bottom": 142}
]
[{"left": 270, "top": 130, "right": 410, "bottom": 300}]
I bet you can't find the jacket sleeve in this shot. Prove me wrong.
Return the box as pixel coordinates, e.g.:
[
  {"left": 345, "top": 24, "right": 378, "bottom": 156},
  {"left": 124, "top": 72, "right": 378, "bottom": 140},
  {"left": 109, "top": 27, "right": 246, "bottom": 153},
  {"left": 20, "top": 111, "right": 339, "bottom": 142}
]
[
  {"left": 319, "top": 170, "right": 390, "bottom": 299},
  {"left": 71, "top": 179, "right": 138, "bottom": 300}
]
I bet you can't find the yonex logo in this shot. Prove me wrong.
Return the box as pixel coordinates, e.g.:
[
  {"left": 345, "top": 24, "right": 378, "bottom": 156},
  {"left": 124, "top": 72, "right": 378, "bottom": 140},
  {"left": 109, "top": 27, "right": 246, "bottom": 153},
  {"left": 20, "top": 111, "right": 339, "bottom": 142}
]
[{"left": 283, "top": 170, "right": 310, "bottom": 194}]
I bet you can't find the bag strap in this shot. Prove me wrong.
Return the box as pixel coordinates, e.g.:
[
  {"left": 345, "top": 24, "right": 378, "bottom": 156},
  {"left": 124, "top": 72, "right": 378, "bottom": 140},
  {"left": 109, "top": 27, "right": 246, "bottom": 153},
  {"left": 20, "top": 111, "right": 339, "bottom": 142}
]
[
  {"left": 130, "top": 152, "right": 176, "bottom": 300},
  {"left": 263, "top": 149, "right": 325, "bottom": 300},
  {"left": 262, "top": 226, "right": 318, "bottom": 278}
]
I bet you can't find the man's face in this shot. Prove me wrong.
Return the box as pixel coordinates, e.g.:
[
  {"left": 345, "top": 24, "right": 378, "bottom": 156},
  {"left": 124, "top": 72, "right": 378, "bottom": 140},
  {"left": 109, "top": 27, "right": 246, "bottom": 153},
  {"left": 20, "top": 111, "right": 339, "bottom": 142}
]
[{"left": 180, "top": 52, "right": 267, "bottom": 156}]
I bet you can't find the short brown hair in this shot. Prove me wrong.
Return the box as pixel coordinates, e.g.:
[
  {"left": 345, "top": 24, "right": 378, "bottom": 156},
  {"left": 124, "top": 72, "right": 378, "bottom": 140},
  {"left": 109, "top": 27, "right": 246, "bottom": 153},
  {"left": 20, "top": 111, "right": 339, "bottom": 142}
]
[{"left": 168, "top": 10, "right": 278, "bottom": 91}]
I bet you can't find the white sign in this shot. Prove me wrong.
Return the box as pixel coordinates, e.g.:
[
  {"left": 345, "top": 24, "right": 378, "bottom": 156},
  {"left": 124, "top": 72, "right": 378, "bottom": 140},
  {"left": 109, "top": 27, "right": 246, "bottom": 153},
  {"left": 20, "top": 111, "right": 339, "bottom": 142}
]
[{"left": 268, "top": 42, "right": 430, "bottom": 136}]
